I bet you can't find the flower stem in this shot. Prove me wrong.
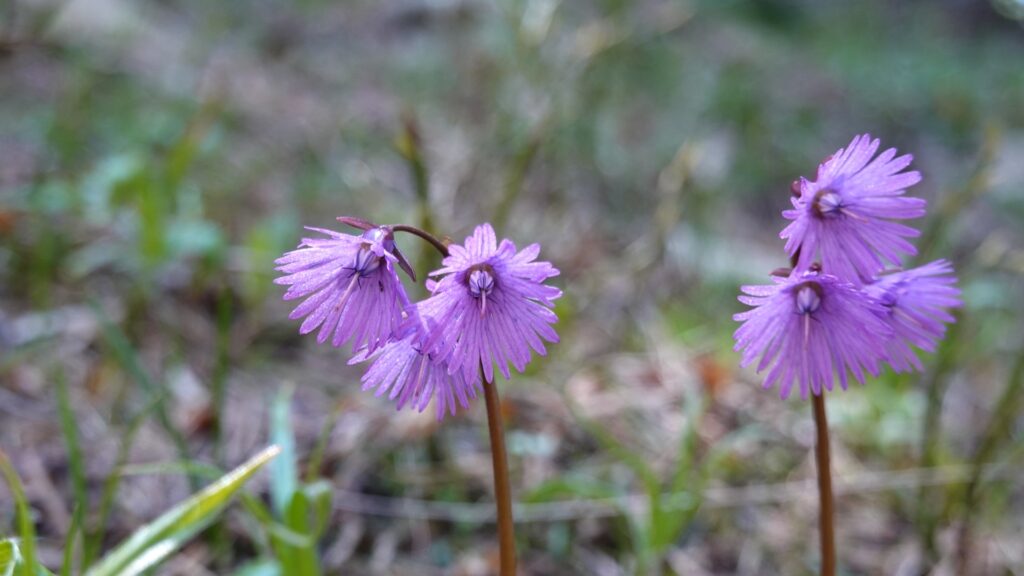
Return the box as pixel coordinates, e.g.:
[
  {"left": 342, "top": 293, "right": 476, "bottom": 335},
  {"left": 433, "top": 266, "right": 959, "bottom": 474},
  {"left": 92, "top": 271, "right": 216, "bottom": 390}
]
[
  {"left": 812, "top": 393, "right": 836, "bottom": 576},
  {"left": 393, "top": 224, "right": 450, "bottom": 258},
  {"left": 483, "top": 376, "right": 517, "bottom": 575}
]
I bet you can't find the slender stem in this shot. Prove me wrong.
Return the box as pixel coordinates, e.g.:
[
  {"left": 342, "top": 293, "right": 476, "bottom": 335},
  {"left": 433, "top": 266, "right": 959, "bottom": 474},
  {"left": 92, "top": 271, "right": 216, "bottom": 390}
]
[
  {"left": 483, "top": 376, "right": 517, "bottom": 575},
  {"left": 393, "top": 224, "right": 449, "bottom": 258},
  {"left": 812, "top": 393, "right": 836, "bottom": 576}
]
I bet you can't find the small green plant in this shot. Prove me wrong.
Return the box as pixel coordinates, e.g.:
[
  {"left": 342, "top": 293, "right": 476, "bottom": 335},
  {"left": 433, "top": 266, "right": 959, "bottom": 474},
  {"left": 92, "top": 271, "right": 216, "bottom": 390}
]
[
  {"left": 528, "top": 392, "right": 741, "bottom": 575},
  {"left": 0, "top": 446, "right": 279, "bottom": 576},
  {"left": 235, "top": 389, "right": 332, "bottom": 576}
]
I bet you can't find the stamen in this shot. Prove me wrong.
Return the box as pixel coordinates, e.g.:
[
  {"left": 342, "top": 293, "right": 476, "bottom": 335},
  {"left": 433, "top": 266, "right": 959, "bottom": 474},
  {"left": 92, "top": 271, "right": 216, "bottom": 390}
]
[
  {"left": 351, "top": 246, "right": 381, "bottom": 276},
  {"left": 794, "top": 282, "right": 820, "bottom": 351},
  {"left": 795, "top": 283, "right": 822, "bottom": 315},
  {"left": 468, "top": 267, "right": 496, "bottom": 316}
]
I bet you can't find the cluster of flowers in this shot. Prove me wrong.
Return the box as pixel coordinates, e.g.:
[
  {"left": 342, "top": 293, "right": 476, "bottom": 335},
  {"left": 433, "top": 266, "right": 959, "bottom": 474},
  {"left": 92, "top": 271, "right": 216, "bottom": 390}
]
[
  {"left": 275, "top": 219, "right": 561, "bottom": 418},
  {"left": 734, "top": 135, "right": 962, "bottom": 399}
]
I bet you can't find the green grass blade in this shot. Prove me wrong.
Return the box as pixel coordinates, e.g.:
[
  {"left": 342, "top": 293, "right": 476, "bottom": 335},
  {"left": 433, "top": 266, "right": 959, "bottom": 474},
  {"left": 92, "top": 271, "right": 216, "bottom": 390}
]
[
  {"left": 84, "top": 397, "right": 158, "bottom": 568},
  {"left": 55, "top": 372, "right": 87, "bottom": 574},
  {"left": 84, "top": 446, "right": 280, "bottom": 576},
  {"left": 1, "top": 540, "right": 21, "bottom": 576},
  {"left": 238, "top": 495, "right": 316, "bottom": 549},
  {"left": 302, "top": 481, "right": 333, "bottom": 540},
  {"left": 670, "top": 396, "right": 705, "bottom": 495},
  {"left": 56, "top": 374, "right": 87, "bottom": 510},
  {"left": 304, "top": 408, "right": 339, "bottom": 484},
  {"left": 0, "top": 451, "right": 39, "bottom": 576},
  {"left": 117, "top": 461, "right": 224, "bottom": 480},
  {"left": 88, "top": 301, "right": 194, "bottom": 488},
  {"left": 268, "top": 389, "right": 326, "bottom": 575},
  {"left": 280, "top": 491, "right": 320, "bottom": 576},
  {"left": 955, "top": 345, "right": 1024, "bottom": 570},
  {"left": 394, "top": 113, "right": 440, "bottom": 286},
  {"left": 212, "top": 289, "right": 233, "bottom": 466},
  {"left": 649, "top": 395, "right": 709, "bottom": 553},
  {"left": 968, "top": 346, "right": 1024, "bottom": 473},
  {"left": 572, "top": 411, "right": 661, "bottom": 497},
  {"left": 60, "top": 506, "right": 82, "bottom": 576},
  {"left": 916, "top": 316, "right": 963, "bottom": 561},
  {"left": 269, "top": 388, "right": 297, "bottom": 517},
  {"left": 232, "top": 560, "right": 282, "bottom": 576}
]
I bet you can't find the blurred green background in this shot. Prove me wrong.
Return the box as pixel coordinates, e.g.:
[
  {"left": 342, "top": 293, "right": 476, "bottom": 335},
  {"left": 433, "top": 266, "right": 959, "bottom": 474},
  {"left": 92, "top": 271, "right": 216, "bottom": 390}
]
[{"left": 2, "top": 0, "right": 1024, "bottom": 574}]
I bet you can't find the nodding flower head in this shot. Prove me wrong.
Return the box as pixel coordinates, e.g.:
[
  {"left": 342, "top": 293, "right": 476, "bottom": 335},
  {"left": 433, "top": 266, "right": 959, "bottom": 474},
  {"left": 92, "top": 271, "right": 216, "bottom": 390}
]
[
  {"left": 351, "top": 308, "right": 482, "bottom": 420},
  {"left": 417, "top": 223, "right": 562, "bottom": 383},
  {"left": 866, "top": 260, "right": 962, "bottom": 372},
  {"left": 274, "top": 222, "right": 410, "bottom": 353},
  {"left": 733, "top": 271, "right": 892, "bottom": 399},
  {"left": 781, "top": 134, "right": 925, "bottom": 283}
]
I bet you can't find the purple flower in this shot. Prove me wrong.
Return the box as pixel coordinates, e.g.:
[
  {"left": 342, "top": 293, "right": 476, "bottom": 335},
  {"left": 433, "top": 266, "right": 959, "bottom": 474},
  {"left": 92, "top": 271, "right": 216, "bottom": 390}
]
[
  {"left": 352, "top": 309, "right": 482, "bottom": 420},
  {"left": 275, "top": 224, "right": 410, "bottom": 353},
  {"left": 781, "top": 134, "right": 926, "bottom": 283},
  {"left": 733, "top": 271, "right": 893, "bottom": 399},
  {"left": 417, "top": 223, "right": 561, "bottom": 383},
  {"left": 865, "top": 260, "right": 962, "bottom": 372}
]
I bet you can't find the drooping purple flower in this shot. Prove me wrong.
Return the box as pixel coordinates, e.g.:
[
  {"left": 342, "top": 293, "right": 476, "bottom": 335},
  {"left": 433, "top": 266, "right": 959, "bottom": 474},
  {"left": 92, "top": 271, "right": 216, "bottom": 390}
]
[
  {"left": 352, "top": 309, "right": 482, "bottom": 420},
  {"left": 865, "top": 260, "right": 962, "bottom": 372},
  {"left": 733, "top": 271, "right": 893, "bottom": 399},
  {"left": 275, "top": 223, "right": 410, "bottom": 353},
  {"left": 781, "top": 134, "right": 926, "bottom": 283},
  {"left": 417, "top": 223, "right": 561, "bottom": 383}
]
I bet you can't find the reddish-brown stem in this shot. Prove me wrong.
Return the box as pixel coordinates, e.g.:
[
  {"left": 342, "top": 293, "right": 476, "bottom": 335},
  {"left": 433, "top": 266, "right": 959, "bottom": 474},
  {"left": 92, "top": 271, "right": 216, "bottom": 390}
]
[
  {"left": 392, "top": 224, "right": 449, "bottom": 258},
  {"left": 813, "top": 393, "right": 836, "bottom": 576},
  {"left": 483, "top": 376, "right": 517, "bottom": 575}
]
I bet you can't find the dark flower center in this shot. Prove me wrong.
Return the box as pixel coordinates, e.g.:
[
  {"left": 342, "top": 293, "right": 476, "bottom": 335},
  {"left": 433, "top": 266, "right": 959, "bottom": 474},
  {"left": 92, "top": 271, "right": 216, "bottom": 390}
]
[
  {"left": 811, "top": 189, "right": 843, "bottom": 219},
  {"left": 794, "top": 282, "right": 822, "bottom": 315}
]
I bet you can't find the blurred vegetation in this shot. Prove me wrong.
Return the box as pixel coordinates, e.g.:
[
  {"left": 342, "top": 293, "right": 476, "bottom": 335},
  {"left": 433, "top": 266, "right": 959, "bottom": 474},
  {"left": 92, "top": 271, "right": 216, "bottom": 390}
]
[{"left": 2, "top": 0, "right": 1024, "bottom": 574}]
